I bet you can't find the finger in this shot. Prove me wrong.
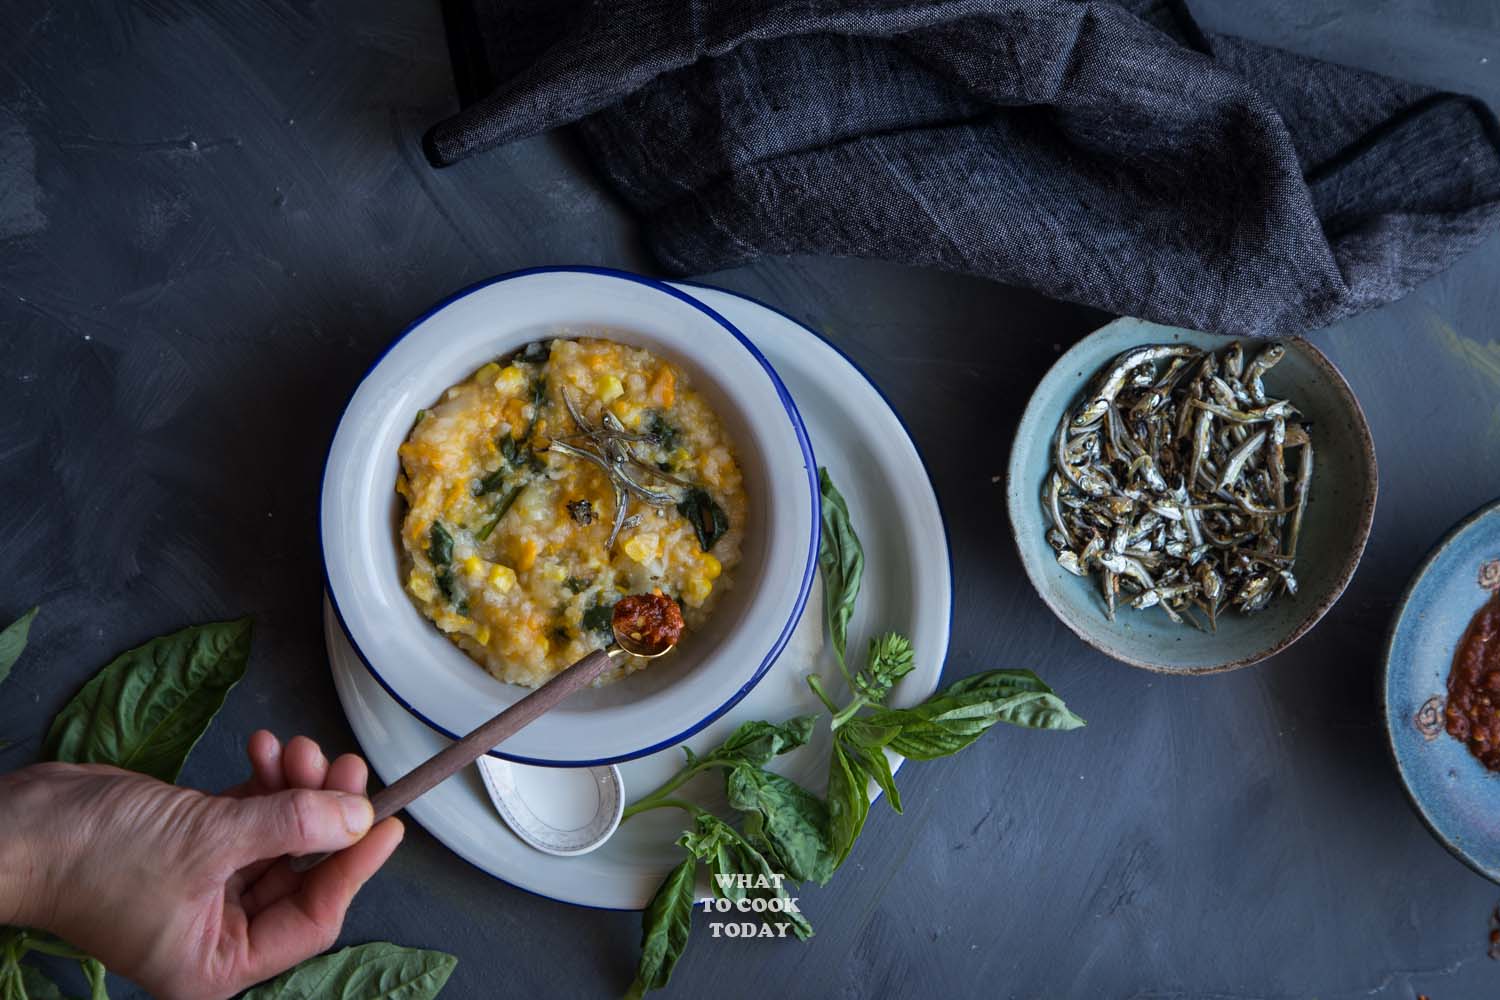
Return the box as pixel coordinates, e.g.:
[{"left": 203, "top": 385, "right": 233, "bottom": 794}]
[
  {"left": 221, "top": 731, "right": 285, "bottom": 798},
  {"left": 240, "top": 858, "right": 302, "bottom": 918},
  {"left": 224, "top": 787, "right": 374, "bottom": 864},
  {"left": 242, "top": 818, "right": 404, "bottom": 984},
  {"left": 323, "top": 754, "right": 368, "bottom": 796},
  {"left": 281, "top": 735, "right": 329, "bottom": 790},
  {"left": 239, "top": 759, "right": 372, "bottom": 916},
  {"left": 248, "top": 730, "right": 285, "bottom": 793}
]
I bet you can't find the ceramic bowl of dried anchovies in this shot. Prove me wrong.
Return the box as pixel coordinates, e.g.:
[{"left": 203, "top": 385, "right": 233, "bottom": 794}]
[{"left": 1006, "top": 317, "right": 1376, "bottom": 673}]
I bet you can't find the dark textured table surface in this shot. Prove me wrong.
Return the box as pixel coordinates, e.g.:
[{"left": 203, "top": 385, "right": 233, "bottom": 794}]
[{"left": 4, "top": 2, "right": 1500, "bottom": 997}]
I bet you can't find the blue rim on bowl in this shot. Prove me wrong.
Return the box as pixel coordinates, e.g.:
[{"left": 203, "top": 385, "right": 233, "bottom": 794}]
[
  {"left": 1382, "top": 498, "right": 1500, "bottom": 882},
  {"left": 319, "top": 266, "right": 819, "bottom": 766},
  {"left": 325, "top": 279, "right": 954, "bottom": 911}
]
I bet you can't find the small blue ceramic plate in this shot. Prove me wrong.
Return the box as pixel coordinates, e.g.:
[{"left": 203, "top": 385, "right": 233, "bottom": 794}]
[{"left": 1384, "top": 498, "right": 1500, "bottom": 882}]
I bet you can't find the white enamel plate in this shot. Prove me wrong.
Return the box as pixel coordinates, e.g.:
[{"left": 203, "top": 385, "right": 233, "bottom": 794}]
[{"left": 327, "top": 280, "right": 952, "bottom": 909}]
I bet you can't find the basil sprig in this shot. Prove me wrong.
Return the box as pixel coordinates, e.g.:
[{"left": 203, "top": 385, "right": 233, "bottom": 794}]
[{"left": 621, "top": 468, "right": 1084, "bottom": 996}]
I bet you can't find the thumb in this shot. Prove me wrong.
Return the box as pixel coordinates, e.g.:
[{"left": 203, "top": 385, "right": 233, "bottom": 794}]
[{"left": 224, "top": 788, "right": 374, "bottom": 862}]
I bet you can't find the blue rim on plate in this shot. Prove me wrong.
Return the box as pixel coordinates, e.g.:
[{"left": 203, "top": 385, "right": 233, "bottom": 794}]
[
  {"left": 319, "top": 265, "right": 819, "bottom": 767},
  {"left": 671, "top": 279, "right": 957, "bottom": 646},
  {"left": 1383, "top": 497, "right": 1500, "bottom": 882},
  {"left": 326, "top": 277, "right": 954, "bottom": 911}
]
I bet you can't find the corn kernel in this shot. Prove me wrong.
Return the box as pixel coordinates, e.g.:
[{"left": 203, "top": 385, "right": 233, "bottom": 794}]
[
  {"left": 475, "top": 625, "right": 492, "bottom": 645},
  {"left": 488, "top": 564, "right": 518, "bottom": 592},
  {"left": 514, "top": 538, "right": 538, "bottom": 571},
  {"left": 596, "top": 374, "right": 624, "bottom": 403},
  {"left": 701, "top": 553, "right": 722, "bottom": 580},
  {"left": 540, "top": 563, "right": 566, "bottom": 583},
  {"left": 462, "top": 555, "right": 484, "bottom": 578},
  {"left": 623, "top": 533, "right": 660, "bottom": 564},
  {"left": 474, "top": 362, "right": 501, "bottom": 385},
  {"left": 685, "top": 576, "right": 713, "bottom": 606},
  {"left": 407, "top": 569, "right": 437, "bottom": 602},
  {"left": 495, "top": 364, "right": 527, "bottom": 394},
  {"left": 611, "top": 399, "right": 641, "bottom": 428}
]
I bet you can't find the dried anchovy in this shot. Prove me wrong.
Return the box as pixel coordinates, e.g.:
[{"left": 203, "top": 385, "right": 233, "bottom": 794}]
[
  {"left": 1044, "top": 341, "right": 1311, "bottom": 628},
  {"left": 552, "top": 387, "right": 687, "bottom": 551}
]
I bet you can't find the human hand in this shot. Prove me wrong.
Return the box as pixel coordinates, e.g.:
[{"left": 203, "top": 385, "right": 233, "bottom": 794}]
[{"left": 0, "top": 731, "right": 404, "bottom": 1000}]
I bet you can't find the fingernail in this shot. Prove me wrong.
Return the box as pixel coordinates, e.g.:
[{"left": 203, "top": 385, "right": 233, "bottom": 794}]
[{"left": 339, "top": 793, "right": 373, "bottom": 834}]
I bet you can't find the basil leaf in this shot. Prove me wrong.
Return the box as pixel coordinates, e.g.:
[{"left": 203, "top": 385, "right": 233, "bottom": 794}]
[
  {"left": 646, "top": 412, "right": 679, "bottom": 451},
  {"left": 474, "top": 484, "right": 523, "bottom": 542},
  {"left": 853, "top": 632, "right": 913, "bottom": 705},
  {"left": 824, "top": 741, "right": 869, "bottom": 869},
  {"left": 678, "top": 813, "right": 734, "bottom": 870},
  {"left": 676, "top": 488, "right": 728, "bottom": 553},
  {"left": 473, "top": 467, "right": 507, "bottom": 496},
  {"left": 499, "top": 435, "right": 523, "bottom": 468},
  {"left": 864, "top": 669, "right": 1085, "bottom": 761},
  {"left": 839, "top": 718, "right": 900, "bottom": 751},
  {"left": 581, "top": 600, "right": 616, "bottom": 639},
  {"left": 0, "top": 930, "right": 98, "bottom": 1000},
  {"left": 685, "top": 814, "right": 813, "bottom": 940},
  {"left": 0, "top": 930, "right": 37, "bottom": 1000},
  {"left": 240, "top": 942, "right": 456, "bottom": 1000},
  {"left": 725, "top": 766, "right": 835, "bottom": 885},
  {"left": 846, "top": 739, "right": 902, "bottom": 814},
  {"left": 697, "top": 716, "right": 815, "bottom": 770},
  {"left": 0, "top": 607, "right": 37, "bottom": 689},
  {"left": 817, "top": 468, "right": 863, "bottom": 671},
  {"left": 43, "top": 619, "right": 252, "bottom": 782},
  {"left": 427, "top": 522, "right": 454, "bottom": 566},
  {"left": 626, "top": 857, "right": 696, "bottom": 1000}
]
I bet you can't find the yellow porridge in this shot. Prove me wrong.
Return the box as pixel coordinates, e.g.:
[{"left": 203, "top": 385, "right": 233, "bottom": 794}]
[{"left": 396, "top": 337, "right": 747, "bottom": 687}]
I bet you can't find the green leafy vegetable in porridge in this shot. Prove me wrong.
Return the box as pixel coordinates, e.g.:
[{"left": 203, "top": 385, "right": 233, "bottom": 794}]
[
  {"left": 676, "top": 488, "right": 729, "bottom": 553},
  {"left": 620, "top": 469, "right": 1084, "bottom": 997}
]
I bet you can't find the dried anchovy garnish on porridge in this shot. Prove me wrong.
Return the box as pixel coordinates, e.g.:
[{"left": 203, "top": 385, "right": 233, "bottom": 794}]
[
  {"left": 1044, "top": 341, "right": 1312, "bottom": 629},
  {"left": 396, "top": 337, "right": 745, "bottom": 687}
]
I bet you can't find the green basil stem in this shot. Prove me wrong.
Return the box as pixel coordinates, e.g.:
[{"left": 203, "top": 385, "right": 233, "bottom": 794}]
[
  {"left": 621, "top": 750, "right": 716, "bottom": 817},
  {"left": 621, "top": 796, "right": 699, "bottom": 821},
  {"left": 806, "top": 674, "right": 870, "bottom": 730}
]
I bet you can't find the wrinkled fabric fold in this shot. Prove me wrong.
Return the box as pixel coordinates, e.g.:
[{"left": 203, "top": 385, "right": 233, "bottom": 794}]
[{"left": 425, "top": 0, "right": 1500, "bottom": 337}]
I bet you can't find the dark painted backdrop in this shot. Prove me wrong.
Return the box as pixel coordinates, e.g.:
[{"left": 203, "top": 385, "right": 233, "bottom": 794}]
[{"left": 2, "top": 1, "right": 1499, "bottom": 996}]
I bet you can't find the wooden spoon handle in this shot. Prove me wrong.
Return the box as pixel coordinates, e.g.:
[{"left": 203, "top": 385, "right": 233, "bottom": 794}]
[{"left": 290, "top": 647, "right": 615, "bottom": 872}]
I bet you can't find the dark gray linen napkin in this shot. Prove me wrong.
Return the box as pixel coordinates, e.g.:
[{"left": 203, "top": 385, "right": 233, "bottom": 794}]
[{"left": 423, "top": 0, "right": 1500, "bottom": 337}]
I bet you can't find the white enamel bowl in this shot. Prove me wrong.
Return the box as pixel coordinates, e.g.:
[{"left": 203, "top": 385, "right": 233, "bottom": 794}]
[{"left": 321, "top": 267, "right": 818, "bottom": 765}]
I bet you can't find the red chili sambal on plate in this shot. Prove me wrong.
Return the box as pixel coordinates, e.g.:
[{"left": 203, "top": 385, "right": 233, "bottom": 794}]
[{"left": 1444, "top": 591, "right": 1500, "bottom": 769}]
